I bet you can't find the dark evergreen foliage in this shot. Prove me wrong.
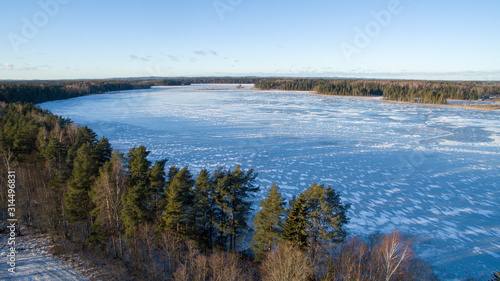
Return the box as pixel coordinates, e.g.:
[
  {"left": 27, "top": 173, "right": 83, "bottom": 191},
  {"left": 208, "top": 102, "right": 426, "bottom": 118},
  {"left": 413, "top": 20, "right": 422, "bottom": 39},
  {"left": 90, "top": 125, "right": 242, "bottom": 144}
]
[
  {"left": 0, "top": 100, "right": 438, "bottom": 280},
  {"left": 251, "top": 183, "right": 286, "bottom": 260},
  {"left": 491, "top": 270, "right": 500, "bottom": 281},
  {"left": 121, "top": 146, "right": 152, "bottom": 237},
  {"left": 64, "top": 143, "right": 99, "bottom": 223},
  {"left": 255, "top": 78, "right": 500, "bottom": 104},
  {"left": 282, "top": 193, "right": 310, "bottom": 249},
  {"left": 162, "top": 167, "right": 195, "bottom": 236},
  {"left": 192, "top": 168, "right": 218, "bottom": 249},
  {"left": 0, "top": 77, "right": 261, "bottom": 104}
]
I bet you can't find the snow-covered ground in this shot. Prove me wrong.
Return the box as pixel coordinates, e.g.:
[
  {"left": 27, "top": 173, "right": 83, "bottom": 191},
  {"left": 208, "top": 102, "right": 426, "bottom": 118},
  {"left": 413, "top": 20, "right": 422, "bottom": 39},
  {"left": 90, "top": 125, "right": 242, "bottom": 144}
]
[
  {"left": 0, "top": 228, "right": 89, "bottom": 280},
  {"left": 39, "top": 84, "right": 500, "bottom": 280}
]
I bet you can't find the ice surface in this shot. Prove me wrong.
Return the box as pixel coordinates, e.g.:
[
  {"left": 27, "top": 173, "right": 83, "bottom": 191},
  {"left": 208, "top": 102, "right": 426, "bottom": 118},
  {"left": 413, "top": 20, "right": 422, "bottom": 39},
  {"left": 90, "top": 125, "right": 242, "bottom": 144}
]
[{"left": 39, "top": 84, "right": 500, "bottom": 280}]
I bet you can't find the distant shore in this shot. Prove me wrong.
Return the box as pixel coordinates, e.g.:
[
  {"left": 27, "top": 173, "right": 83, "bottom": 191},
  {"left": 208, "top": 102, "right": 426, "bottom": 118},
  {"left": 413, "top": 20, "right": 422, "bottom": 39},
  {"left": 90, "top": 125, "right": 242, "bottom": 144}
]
[
  {"left": 195, "top": 85, "right": 500, "bottom": 111},
  {"left": 381, "top": 99, "right": 500, "bottom": 111},
  {"left": 255, "top": 87, "right": 500, "bottom": 111}
]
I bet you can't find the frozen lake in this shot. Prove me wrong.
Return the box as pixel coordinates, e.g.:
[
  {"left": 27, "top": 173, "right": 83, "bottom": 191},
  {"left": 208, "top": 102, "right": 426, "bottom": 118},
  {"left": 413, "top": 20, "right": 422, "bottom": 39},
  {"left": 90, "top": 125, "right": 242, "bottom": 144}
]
[{"left": 39, "top": 84, "right": 500, "bottom": 280}]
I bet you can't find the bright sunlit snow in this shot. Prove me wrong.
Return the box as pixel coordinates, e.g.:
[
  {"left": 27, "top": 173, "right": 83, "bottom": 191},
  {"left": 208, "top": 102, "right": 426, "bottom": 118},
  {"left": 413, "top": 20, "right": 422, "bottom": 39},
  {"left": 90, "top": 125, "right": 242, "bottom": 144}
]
[{"left": 39, "top": 84, "right": 500, "bottom": 280}]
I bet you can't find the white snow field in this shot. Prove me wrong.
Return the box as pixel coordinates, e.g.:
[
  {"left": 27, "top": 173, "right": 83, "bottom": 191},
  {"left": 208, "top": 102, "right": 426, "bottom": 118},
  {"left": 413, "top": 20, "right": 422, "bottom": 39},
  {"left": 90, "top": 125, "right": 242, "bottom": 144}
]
[
  {"left": 0, "top": 229, "right": 89, "bottom": 280},
  {"left": 39, "top": 84, "right": 500, "bottom": 280}
]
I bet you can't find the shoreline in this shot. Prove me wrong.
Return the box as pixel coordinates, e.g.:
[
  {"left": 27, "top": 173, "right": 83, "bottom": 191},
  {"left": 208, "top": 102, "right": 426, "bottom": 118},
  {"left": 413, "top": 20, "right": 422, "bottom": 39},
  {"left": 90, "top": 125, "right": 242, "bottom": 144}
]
[
  {"left": 255, "top": 87, "right": 499, "bottom": 111},
  {"left": 308, "top": 91, "right": 382, "bottom": 99},
  {"left": 174, "top": 84, "right": 499, "bottom": 111},
  {"left": 381, "top": 99, "right": 500, "bottom": 111}
]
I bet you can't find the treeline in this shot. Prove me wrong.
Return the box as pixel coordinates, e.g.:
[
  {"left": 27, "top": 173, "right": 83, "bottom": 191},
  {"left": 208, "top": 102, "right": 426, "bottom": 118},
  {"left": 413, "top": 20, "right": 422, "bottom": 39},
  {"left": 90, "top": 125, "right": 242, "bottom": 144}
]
[
  {"left": 255, "top": 78, "right": 384, "bottom": 96},
  {"left": 155, "top": 77, "right": 261, "bottom": 86},
  {"left": 381, "top": 81, "right": 500, "bottom": 104},
  {"left": 0, "top": 102, "right": 441, "bottom": 280},
  {"left": 0, "top": 103, "right": 262, "bottom": 250},
  {"left": 0, "top": 77, "right": 262, "bottom": 104},
  {"left": 4, "top": 77, "right": 499, "bottom": 107},
  {"left": 255, "top": 78, "right": 500, "bottom": 104},
  {"left": 0, "top": 79, "right": 152, "bottom": 104}
]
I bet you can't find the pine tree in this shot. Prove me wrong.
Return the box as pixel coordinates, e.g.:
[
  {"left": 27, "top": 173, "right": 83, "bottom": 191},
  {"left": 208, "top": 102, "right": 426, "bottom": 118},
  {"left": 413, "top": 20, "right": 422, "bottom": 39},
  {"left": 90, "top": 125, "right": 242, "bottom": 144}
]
[
  {"left": 251, "top": 183, "right": 285, "bottom": 261},
  {"left": 40, "top": 137, "right": 67, "bottom": 169},
  {"left": 214, "top": 165, "right": 258, "bottom": 251},
  {"left": 121, "top": 146, "right": 151, "bottom": 237},
  {"left": 12, "top": 118, "right": 38, "bottom": 160},
  {"left": 161, "top": 167, "right": 194, "bottom": 236},
  {"left": 303, "top": 183, "right": 350, "bottom": 262},
  {"left": 282, "top": 193, "right": 309, "bottom": 249},
  {"left": 322, "top": 185, "right": 351, "bottom": 243},
  {"left": 68, "top": 125, "right": 96, "bottom": 150},
  {"left": 211, "top": 167, "right": 229, "bottom": 249}
]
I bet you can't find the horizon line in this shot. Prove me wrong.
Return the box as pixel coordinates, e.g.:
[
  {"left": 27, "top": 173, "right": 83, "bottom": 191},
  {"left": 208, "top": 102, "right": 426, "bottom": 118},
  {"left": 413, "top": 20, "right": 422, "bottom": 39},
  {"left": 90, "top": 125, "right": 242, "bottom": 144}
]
[{"left": 1, "top": 76, "right": 500, "bottom": 83}]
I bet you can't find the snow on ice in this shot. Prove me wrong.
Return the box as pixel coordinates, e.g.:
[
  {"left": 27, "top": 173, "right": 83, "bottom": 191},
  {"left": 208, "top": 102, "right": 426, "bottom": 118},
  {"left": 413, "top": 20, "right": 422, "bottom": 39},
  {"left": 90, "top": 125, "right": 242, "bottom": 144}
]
[{"left": 39, "top": 84, "right": 500, "bottom": 280}]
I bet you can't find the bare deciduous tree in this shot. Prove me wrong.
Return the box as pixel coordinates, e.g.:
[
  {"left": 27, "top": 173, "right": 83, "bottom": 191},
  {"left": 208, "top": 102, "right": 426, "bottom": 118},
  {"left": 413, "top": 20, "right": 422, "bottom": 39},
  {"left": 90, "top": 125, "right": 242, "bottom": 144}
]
[
  {"left": 260, "top": 242, "right": 314, "bottom": 281},
  {"left": 322, "top": 230, "right": 436, "bottom": 281},
  {"left": 374, "top": 230, "right": 413, "bottom": 281}
]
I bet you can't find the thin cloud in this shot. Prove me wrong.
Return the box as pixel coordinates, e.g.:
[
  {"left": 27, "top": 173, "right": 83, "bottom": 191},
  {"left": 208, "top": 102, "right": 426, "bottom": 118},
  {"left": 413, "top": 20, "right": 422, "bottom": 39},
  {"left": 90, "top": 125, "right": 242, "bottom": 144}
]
[
  {"left": 1, "top": 63, "right": 52, "bottom": 71},
  {"left": 194, "top": 50, "right": 220, "bottom": 57},
  {"left": 130, "top": 55, "right": 150, "bottom": 62},
  {"left": 1, "top": 63, "right": 14, "bottom": 70},
  {"left": 168, "top": 55, "right": 179, "bottom": 62},
  {"left": 18, "top": 66, "right": 39, "bottom": 71},
  {"left": 17, "top": 63, "right": 52, "bottom": 71}
]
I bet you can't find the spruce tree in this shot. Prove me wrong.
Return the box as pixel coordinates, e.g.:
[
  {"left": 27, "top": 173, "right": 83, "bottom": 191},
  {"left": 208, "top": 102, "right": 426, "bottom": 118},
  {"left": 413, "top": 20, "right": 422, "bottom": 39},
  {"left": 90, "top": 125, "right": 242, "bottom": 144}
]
[
  {"left": 282, "top": 193, "right": 309, "bottom": 249},
  {"left": 149, "top": 159, "right": 167, "bottom": 222},
  {"left": 95, "top": 136, "right": 112, "bottom": 166},
  {"left": 64, "top": 142, "right": 99, "bottom": 223},
  {"left": 251, "top": 183, "right": 285, "bottom": 261},
  {"left": 121, "top": 146, "right": 151, "bottom": 237},
  {"left": 126, "top": 146, "right": 151, "bottom": 187},
  {"left": 167, "top": 164, "right": 179, "bottom": 185},
  {"left": 192, "top": 168, "right": 217, "bottom": 249},
  {"left": 161, "top": 167, "right": 194, "bottom": 236}
]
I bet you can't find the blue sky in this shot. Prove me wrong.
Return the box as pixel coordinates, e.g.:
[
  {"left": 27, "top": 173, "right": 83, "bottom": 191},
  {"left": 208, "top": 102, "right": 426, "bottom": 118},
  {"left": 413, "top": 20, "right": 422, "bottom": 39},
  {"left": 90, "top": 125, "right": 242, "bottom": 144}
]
[{"left": 1, "top": 0, "right": 499, "bottom": 80}]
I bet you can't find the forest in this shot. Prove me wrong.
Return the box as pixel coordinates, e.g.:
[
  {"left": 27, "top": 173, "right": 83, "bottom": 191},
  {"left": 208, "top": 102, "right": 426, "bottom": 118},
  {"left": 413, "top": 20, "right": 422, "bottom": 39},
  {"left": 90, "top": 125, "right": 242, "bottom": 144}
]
[
  {"left": 2, "top": 77, "right": 499, "bottom": 106},
  {"left": 255, "top": 78, "right": 500, "bottom": 104},
  {"left": 1, "top": 80, "right": 499, "bottom": 280},
  {"left": 0, "top": 77, "right": 261, "bottom": 104},
  {"left": 0, "top": 102, "right": 443, "bottom": 280}
]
